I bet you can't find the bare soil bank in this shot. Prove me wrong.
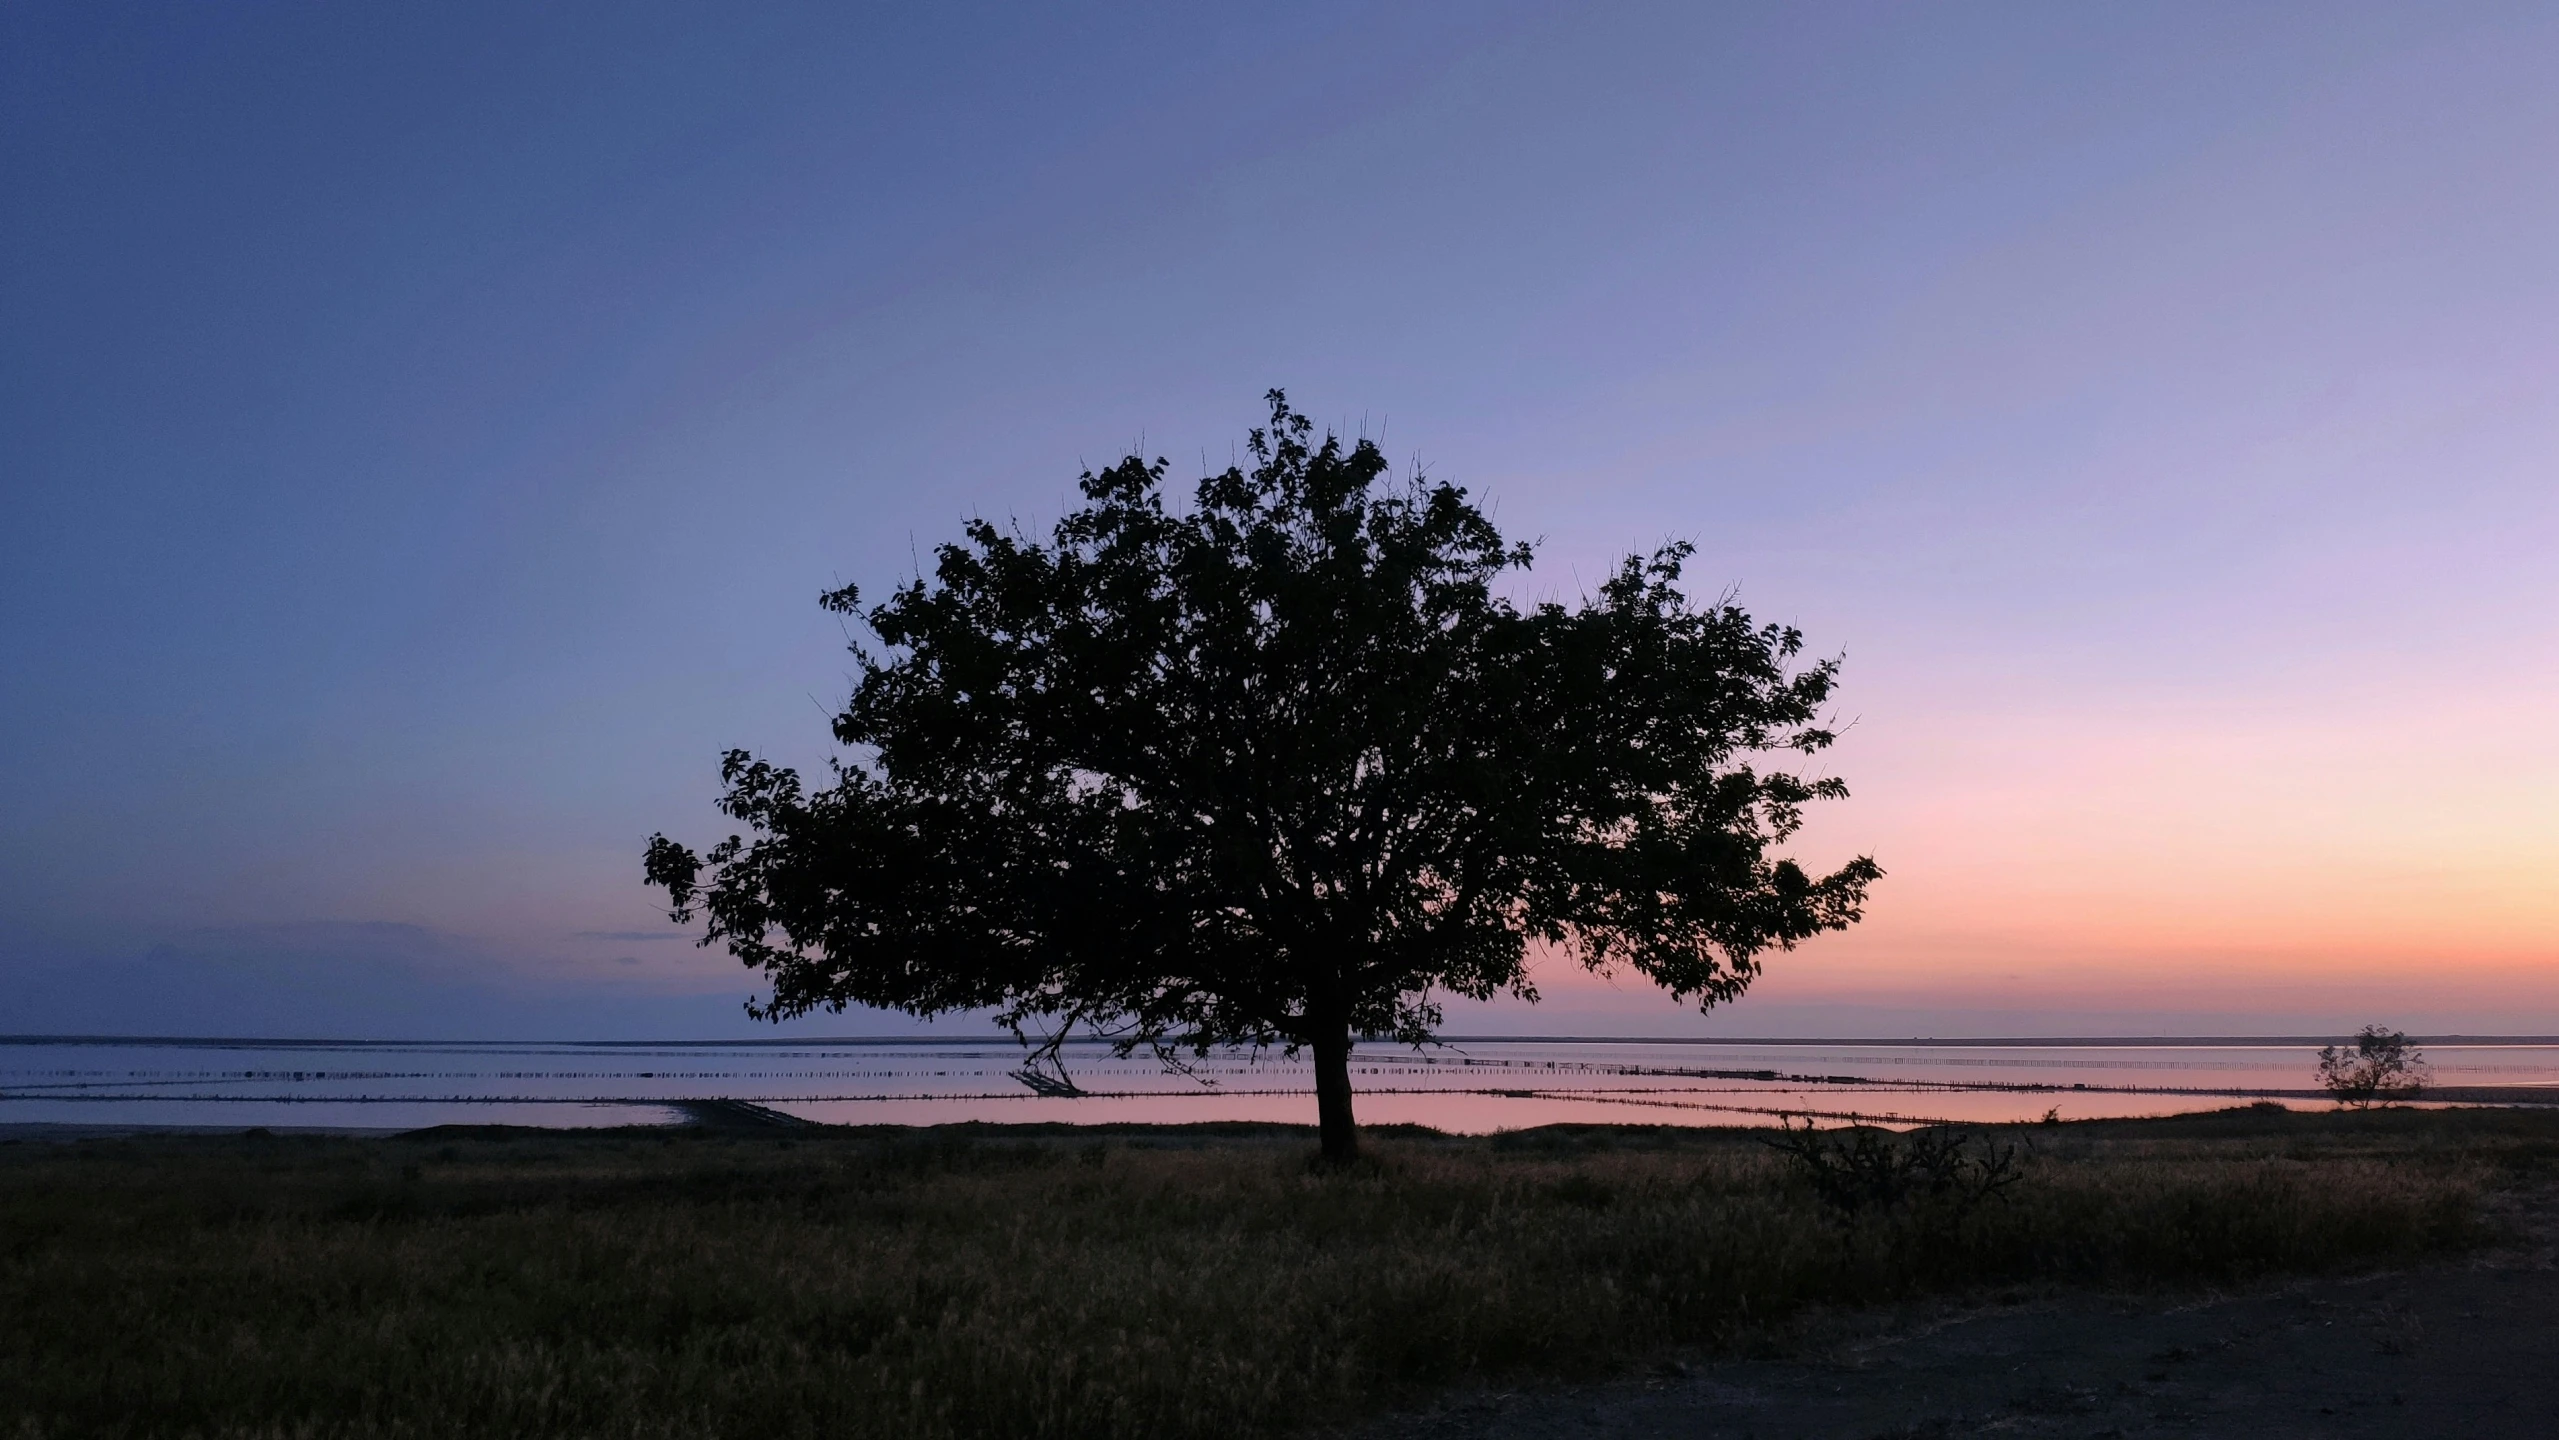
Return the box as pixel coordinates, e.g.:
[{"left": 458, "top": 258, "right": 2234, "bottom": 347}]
[{"left": 1361, "top": 1182, "right": 2559, "bottom": 1439}]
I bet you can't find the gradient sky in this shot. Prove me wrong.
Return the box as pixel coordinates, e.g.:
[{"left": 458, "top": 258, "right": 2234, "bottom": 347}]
[{"left": 5, "top": 2, "right": 2555, "bottom": 1039}]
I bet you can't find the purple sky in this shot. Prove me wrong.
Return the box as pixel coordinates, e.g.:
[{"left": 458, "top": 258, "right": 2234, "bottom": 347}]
[{"left": 5, "top": 3, "right": 2554, "bottom": 1039}]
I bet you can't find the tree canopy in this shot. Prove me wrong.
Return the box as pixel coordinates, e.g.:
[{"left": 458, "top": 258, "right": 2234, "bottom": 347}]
[{"left": 646, "top": 393, "right": 1878, "bottom": 1158}]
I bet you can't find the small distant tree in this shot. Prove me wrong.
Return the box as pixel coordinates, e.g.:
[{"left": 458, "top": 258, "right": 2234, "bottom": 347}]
[
  {"left": 644, "top": 392, "right": 1879, "bottom": 1161},
  {"left": 2316, "top": 1025, "right": 2431, "bottom": 1108}
]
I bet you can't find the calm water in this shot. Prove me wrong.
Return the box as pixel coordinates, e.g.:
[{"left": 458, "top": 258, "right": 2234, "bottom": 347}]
[{"left": 8, "top": 1035, "right": 2558, "bottom": 1132}]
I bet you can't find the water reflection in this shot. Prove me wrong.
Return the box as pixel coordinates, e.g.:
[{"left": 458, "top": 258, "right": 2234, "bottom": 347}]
[{"left": 4, "top": 1035, "right": 2556, "bottom": 1132}]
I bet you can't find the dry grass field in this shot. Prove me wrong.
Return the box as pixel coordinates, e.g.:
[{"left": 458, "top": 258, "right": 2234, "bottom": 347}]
[{"left": 2, "top": 1106, "right": 2547, "bottom": 1440}]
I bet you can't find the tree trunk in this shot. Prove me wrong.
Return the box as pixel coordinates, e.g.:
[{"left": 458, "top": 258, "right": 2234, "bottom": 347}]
[{"left": 1311, "top": 1026, "right": 1359, "bottom": 1164}]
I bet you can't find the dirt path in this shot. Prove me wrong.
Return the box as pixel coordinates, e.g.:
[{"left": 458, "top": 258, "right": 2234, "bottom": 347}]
[{"left": 1361, "top": 1193, "right": 2559, "bottom": 1439}]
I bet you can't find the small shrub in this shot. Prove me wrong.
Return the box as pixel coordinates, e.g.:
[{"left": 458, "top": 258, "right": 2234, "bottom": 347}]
[
  {"left": 1763, "top": 1118, "right": 2021, "bottom": 1216},
  {"left": 2317, "top": 1025, "right": 2431, "bottom": 1107}
]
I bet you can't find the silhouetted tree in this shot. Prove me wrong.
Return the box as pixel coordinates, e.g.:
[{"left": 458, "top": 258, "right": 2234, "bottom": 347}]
[
  {"left": 2316, "top": 1025, "right": 2430, "bottom": 1107},
  {"left": 645, "top": 392, "right": 1879, "bottom": 1160}
]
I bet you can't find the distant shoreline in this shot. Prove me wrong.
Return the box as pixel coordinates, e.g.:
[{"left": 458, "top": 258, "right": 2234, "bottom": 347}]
[
  {"left": 10, "top": 1033, "right": 2559, "bottom": 1049},
  {"left": 11, "top": 1085, "right": 2559, "bottom": 1144}
]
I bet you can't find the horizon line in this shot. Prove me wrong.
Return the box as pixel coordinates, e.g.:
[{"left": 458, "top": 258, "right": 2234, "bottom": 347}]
[{"left": 6, "top": 1032, "right": 2557, "bottom": 1050}]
